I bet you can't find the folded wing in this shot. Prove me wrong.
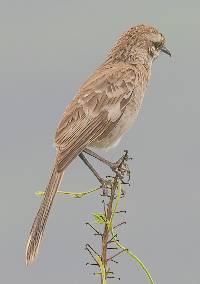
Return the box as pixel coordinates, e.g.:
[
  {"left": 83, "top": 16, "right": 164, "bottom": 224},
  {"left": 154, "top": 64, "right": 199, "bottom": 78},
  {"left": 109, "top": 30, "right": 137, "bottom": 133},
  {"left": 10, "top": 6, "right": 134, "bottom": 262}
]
[{"left": 55, "top": 63, "right": 136, "bottom": 172}]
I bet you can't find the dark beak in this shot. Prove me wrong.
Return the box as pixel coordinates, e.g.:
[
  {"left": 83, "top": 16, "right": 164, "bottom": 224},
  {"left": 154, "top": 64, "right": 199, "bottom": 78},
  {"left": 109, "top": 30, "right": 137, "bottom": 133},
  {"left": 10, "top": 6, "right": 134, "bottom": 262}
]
[{"left": 161, "top": 46, "right": 171, "bottom": 57}]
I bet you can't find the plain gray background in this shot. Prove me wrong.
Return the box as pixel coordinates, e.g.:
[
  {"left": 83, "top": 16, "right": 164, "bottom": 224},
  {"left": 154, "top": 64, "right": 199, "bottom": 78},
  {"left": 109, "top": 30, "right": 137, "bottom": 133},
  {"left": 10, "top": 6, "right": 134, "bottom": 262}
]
[{"left": 1, "top": 0, "right": 199, "bottom": 283}]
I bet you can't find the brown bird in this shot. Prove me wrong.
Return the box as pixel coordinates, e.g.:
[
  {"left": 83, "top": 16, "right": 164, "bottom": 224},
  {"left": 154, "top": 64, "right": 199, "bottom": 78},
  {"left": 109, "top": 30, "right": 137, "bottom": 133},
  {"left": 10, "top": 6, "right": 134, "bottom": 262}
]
[{"left": 26, "top": 24, "right": 171, "bottom": 265}]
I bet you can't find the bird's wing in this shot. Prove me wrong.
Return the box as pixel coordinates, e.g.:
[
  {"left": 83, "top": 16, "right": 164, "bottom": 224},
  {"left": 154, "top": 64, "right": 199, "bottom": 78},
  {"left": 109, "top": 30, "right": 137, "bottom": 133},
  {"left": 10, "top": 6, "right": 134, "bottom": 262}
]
[{"left": 55, "top": 64, "right": 136, "bottom": 172}]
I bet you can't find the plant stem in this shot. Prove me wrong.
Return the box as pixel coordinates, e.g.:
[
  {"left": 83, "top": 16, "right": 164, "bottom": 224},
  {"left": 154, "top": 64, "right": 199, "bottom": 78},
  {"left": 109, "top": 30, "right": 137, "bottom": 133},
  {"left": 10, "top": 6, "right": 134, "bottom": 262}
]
[{"left": 100, "top": 178, "right": 118, "bottom": 284}]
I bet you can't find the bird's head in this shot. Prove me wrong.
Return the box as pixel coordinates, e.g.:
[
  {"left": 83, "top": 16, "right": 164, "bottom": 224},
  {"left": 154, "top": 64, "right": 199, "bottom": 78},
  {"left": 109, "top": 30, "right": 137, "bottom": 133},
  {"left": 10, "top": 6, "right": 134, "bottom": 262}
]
[
  {"left": 108, "top": 24, "right": 171, "bottom": 64},
  {"left": 135, "top": 25, "right": 171, "bottom": 60}
]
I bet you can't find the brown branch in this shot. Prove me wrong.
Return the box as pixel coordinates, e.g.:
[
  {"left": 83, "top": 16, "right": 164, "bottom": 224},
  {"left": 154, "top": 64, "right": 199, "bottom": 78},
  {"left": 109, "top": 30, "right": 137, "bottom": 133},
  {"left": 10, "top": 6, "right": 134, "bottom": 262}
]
[
  {"left": 85, "top": 150, "right": 130, "bottom": 283},
  {"left": 100, "top": 151, "right": 130, "bottom": 283},
  {"left": 100, "top": 177, "right": 118, "bottom": 283}
]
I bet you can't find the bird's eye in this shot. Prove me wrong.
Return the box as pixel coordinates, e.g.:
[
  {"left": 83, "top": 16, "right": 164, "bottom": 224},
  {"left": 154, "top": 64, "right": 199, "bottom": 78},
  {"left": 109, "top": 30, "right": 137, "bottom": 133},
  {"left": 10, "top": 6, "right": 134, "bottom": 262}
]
[{"left": 153, "top": 42, "right": 162, "bottom": 49}]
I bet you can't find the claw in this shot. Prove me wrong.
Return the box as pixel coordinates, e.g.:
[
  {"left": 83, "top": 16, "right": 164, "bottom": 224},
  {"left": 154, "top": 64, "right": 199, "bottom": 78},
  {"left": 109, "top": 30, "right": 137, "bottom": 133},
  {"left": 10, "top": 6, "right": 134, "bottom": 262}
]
[{"left": 110, "top": 151, "right": 131, "bottom": 184}]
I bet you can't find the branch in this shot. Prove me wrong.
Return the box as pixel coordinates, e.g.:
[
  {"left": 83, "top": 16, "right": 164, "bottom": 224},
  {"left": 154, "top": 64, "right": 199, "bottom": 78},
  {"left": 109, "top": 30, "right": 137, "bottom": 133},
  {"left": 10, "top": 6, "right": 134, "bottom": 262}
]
[{"left": 86, "top": 152, "right": 155, "bottom": 284}]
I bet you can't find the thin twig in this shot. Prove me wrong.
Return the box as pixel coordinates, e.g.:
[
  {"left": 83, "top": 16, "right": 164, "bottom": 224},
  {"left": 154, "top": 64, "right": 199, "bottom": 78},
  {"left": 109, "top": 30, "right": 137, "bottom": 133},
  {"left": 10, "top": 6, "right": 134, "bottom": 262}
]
[
  {"left": 107, "top": 249, "right": 127, "bottom": 262},
  {"left": 86, "top": 222, "right": 102, "bottom": 236},
  {"left": 113, "top": 221, "right": 126, "bottom": 230}
]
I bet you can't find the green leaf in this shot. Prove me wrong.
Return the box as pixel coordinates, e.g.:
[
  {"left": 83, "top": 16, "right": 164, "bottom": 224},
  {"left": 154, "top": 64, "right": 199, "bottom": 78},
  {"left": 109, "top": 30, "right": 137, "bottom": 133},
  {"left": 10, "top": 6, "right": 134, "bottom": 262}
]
[
  {"left": 35, "top": 187, "right": 100, "bottom": 199},
  {"left": 69, "top": 192, "right": 87, "bottom": 198},
  {"left": 111, "top": 179, "right": 155, "bottom": 284},
  {"left": 92, "top": 212, "right": 107, "bottom": 224},
  {"left": 35, "top": 191, "right": 45, "bottom": 196}
]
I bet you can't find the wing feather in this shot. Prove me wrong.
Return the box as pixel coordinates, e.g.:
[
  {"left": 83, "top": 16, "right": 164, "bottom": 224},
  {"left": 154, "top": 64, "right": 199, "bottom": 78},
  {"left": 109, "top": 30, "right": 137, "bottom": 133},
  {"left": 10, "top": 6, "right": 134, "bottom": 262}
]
[
  {"left": 55, "top": 63, "right": 137, "bottom": 172},
  {"left": 56, "top": 112, "right": 108, "bottom": 172}
]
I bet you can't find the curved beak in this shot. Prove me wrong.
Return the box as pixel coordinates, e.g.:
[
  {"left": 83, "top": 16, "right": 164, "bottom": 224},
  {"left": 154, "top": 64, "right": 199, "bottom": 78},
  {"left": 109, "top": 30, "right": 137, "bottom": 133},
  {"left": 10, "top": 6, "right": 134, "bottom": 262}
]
[{"left": 161, "top": 46, "right": 171, "bottom": 57}]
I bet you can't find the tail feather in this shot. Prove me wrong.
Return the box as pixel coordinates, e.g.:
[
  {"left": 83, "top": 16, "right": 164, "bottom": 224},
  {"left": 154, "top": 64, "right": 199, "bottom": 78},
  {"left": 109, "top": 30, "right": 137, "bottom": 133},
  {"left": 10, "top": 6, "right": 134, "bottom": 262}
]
[{"left": 26, "top": 166, "right": 63, "bottom": 265}]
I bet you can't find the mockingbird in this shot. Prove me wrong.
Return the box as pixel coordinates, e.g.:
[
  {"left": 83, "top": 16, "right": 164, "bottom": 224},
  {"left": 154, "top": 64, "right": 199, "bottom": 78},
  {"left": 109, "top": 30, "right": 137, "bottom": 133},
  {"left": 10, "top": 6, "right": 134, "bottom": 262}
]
[{"left": 26, "top": 24, "right": 171, "bottom": 265}]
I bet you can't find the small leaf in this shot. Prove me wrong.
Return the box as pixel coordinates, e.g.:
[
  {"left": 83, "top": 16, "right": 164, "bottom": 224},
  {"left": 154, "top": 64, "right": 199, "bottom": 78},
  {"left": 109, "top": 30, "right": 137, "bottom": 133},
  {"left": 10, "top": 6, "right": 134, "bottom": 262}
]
[
  {"left": 57, "top": 187, "right": 100, "bottom": 198},
  {"left": 35, "top": 191, "right": 45, "bottom": 196},
  {"left": 92, "top": 212, "right": 107, "bottom": 224},
  {"left": 71, "top": 192, "right": 87, "bottom": 198}
]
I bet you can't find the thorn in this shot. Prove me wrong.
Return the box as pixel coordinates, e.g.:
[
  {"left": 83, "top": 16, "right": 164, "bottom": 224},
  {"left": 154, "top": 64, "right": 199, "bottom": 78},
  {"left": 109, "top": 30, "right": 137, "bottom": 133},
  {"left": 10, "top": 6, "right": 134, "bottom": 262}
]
[
  {"left": 108, "top": 239, "right": 119, "bottom": 243},
  {"left": 107, "top": 249, "right": 128, "bottom": 262},
  {"left": 85, "top": 244, "right": 99, "bottom": 265},
  {"left": 85, "top": 222, "right": 102, "bottom": 236},
  {"left": 111, "top": 259, "right": 118, "bottom": 264},
  {"left": 86, "top": 262, "right": 99, "bottom": 266},
  {"left": 107, "top": 276, "right": 115, "bottom": 279},
  {"left": 113, "top": 221, "right": 126, "bottom": 230},
  {"left": 107, "top": 234, "right": 118, "bottom": 244},
  {"left": 115, "top": 210, "right": 127, "bottom": 214},
  {"left": 91, "top": 263, "right": 99, "bottom": 266},
  {"left": 121, "top": 180, "right": 130, "bottom": 186},
  {"left": 86, "top": 244, "right": 99, "bottom": 255},
  {"left": 107, "top": 247, "right": 118, "bottom": 250}
]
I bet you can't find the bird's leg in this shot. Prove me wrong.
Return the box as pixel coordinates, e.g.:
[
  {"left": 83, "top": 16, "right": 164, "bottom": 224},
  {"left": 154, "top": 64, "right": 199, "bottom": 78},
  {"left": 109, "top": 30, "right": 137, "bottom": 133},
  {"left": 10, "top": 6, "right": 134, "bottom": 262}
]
[
  {"left": 83, "top": 148, "right": 131, "bottom": 182},
  {"left": 79, "top": 153, "right": 112, "bottom": 191},
  {"left": 83, "top": 148, "right": 114, "bottom": 168},
  {"left": 79, "top": 153, "right": 102, "bottom": 182}
]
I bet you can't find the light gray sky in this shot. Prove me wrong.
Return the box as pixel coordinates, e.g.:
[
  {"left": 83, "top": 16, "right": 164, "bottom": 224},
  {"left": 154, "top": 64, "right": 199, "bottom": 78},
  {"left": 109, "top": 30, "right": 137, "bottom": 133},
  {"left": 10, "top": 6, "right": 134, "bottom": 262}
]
[{"left": 1, "top": 0, "right": 200, "bottom": 283}]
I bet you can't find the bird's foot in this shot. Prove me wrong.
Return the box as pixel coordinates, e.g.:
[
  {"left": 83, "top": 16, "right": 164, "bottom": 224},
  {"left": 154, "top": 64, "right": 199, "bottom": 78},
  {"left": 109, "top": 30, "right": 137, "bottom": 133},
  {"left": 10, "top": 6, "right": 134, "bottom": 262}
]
[{"left": 110, "top": 150, "right": 132, "bottom": 184}]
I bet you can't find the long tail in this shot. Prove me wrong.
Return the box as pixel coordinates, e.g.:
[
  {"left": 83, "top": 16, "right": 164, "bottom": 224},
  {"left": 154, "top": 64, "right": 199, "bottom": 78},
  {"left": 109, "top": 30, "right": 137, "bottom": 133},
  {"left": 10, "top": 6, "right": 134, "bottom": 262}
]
[{"left": 26, "top": 165, "right": 63, "bottom": 265}]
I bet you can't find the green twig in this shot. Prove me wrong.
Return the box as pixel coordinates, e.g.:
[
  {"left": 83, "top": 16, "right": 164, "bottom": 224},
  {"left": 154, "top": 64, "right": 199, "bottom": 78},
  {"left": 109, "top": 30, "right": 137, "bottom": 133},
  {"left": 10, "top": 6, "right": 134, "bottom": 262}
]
[
  {"left": 96, "top": 255, "right": 106, "bottom": 284},
  {"left": 36, "top": 186, "right": 100, "bottom": 198},
  {"left": 111, "top": 180, "right": 155, "bottom": 284}
]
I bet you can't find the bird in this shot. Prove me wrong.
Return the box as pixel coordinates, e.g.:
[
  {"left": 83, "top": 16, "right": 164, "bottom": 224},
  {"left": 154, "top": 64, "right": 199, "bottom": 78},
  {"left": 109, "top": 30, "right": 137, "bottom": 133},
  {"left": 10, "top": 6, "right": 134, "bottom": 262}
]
[{"left": 26, "top": 24, "right": 171, "bottom": 265}]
